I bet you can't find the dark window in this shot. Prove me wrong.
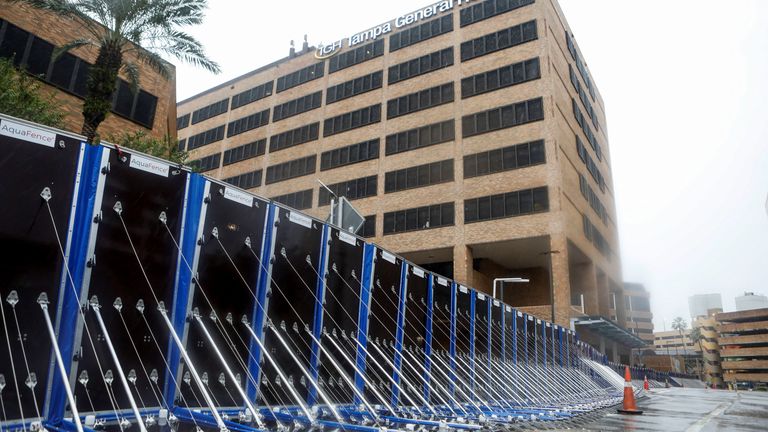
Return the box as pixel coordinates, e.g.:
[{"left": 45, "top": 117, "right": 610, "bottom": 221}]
[
  {"left": 177, "top": 139, "right": 186, "bottom": 152},
  {"left": 460, "top": 20, "right": 537, "bottom": 62},
  {"left": 572, "top": 98, "right": 602, "bottom": 161},
  {"left": 464, "top": 140, "right": 545, "bottom": 179},
  {"left": 227, "top": 109, "right": 270, "bottom": 138},
  {"left": 191, "top": 98, "right": 229, "bottom": 124},
  {"left": 265, "top": 155, "right": 317, "bottom": 185},
  {"left": 318, "top": 175, "right": 378, "bottom": 206},
  {"left": 385, "top": 160, "right": 453, "bottom": 193},
  {"left": 321, "top": 139, "right": 379, "bottom": 171},
  {"left": 0, "top": 22, "right": 30, "bottom": 67},
  {"left": 579, "top": 174, "right": 609, "bottom": 225},
  {"left": 576, "top": 135, "right": 606, "bottom": 193},
  {"left": 323, "top": 105, "right": 381, "bottom": 137},
  {"left": 460, "top": 0, "right": 536, "bottom": 27},
  {"left": 187, "top": 125, "right": 225, "bottom": 150},
  {"left": 223, "top": 169, "right": 263, "bottom": 190},
  {"left": 133, "top": 90, "right": 158, "bottom": 127},
  {"left": 566, "top": 31, "right": 596, "bottom": 101},
  {"left": 326, "top": 71, "right": 383, "bottom": 104},
  {"left": 276, "top": 63, "right": 325, "bottom": 92},
  {"left": 387, "top": 82, "right": 454, "bottom": 119},
  {"left": 272, "top": 189, "right": 313, "bottom": 211},
  {"left": 113, "top": 80, "right": 135, "bottom": 118},
  {"left": 361, "top": 215, "right": 376, "bottom": 238},
  {"left": 385, "top": 119, "right": 454, "bottom": 155},
  {"left": 464, "top": 186, "right": 548, "bottom": 223},
  {"left": 383, "top": 202, "right": 455, "bottom": 235},
  {"left": 390, "top": 14, "right": 453, "bottom": 52},
  {"left": 462, "top": 58, "right": 540, "bottom": 99},
  {"left": 462, "top": 97, "right": 544, "bottom": 138},
  {"left": 269, "top": 122, "right": 320, "bottom": 152},
  {"left": 25, "top": 36, "right": 53, "bottom": 76},
  {"left": 582, "top": 215, "right": 611, "bottom": 259},
  {"left": 329, "top": 39, "right": 384, "bottom": 73},
  {"left": 223, "top": 139, "right": 266, "bottom": 166},
  {"left": 49, "top": 51, "right": 77, "bottom": 89},
  {"left": 177, "top": 114, "right": 190, "bottom": 130},
  {"left": 273, "top": 91, "right": 322, "bottom": 122},
  {"left": 388, "top": 47, "right": 454, "bottom": 85},
  {"left": 569, "top": 64, "right": 599, "bottom": 131},
  {"left": 189, "top": 153, "right": 221, "bottom": 173},
  {"left": 231, "top": 81, "right": 273, "bottom": 109}
]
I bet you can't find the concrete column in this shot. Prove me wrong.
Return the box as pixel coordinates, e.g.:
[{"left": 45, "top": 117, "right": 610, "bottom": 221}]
[
  {"left": 611, "top": 341, "right": 619, "bottom": 363},
  {"left": 453, "top": 244, "right": 474, "bottom": 288},
  {"left": 550, "top": 234, "right": 571, "bottom": 327},
  {"left": 571, "top": 261, "right": 598, "bottom": 315},
  {"left": 599, "top": 336, "right": 606, "bottom": 354}
]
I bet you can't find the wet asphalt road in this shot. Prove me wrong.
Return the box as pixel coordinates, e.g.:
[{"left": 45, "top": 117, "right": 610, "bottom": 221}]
[{"left": 567, "top": 387, "right": 768, "bottom": 431}]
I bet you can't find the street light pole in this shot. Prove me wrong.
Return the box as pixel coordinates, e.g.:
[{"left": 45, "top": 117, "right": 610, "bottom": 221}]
[{"left": 492, "top": 277, "right": 530, "bottom": 302}]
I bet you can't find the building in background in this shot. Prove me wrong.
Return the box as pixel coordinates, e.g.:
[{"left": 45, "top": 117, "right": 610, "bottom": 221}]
[
  {"left": 0, "top": 3, "right": 177, "bottom": 139},
  {"left": 716, "top": 308, "right": 768, "bottom": 389},
  {"left": 693, "top": 316, "right": 723, "bottom": 388},
  {"left": 736, "top": 292, "right": 768, "bottom": 311},
  {"left": 689, "top": 294, "right": 723, "bottom": 320},
  {"left": 620, "top": 282, "right": 654, "bottom": 345}
]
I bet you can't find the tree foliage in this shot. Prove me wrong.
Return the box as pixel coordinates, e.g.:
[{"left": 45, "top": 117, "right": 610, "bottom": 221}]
[
  {"left": 0, "top": 58, "right": 64, "bottom": 127},
  {"left": 108, "top": 130, "right": 189, "bottom": 166}
]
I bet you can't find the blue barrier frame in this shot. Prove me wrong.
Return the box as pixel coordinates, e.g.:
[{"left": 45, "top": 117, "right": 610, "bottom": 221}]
[
  {"left": 423, "top": 274, "right": 434, "bottom": 402},
  {"left": 391, "top": 262, "right": 408, "bottom": 406},
  {"left": 468, "top": 288, "right": 476, "bottom": 393},
  {"left": 308, "top": 224, "right": 330, "bottom": 406},
  {"left": 354, "top": 243, "right": 375, "bottom": 403},
  {"left": 449, "top": 282, "right": 457, "bottom": 396}
]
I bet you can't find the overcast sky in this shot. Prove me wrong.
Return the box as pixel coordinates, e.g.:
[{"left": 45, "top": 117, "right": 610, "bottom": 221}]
[{"left": 175, "top": 0, "right": 768, "bottom": 331}]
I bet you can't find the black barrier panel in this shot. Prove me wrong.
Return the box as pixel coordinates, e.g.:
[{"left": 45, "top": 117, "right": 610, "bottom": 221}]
[
  {"left": 365, "top": 248, "right": 401, "bottom": 403},
  {"left": 454, "top": 286, "right": 471, "bottom": 393},
  {"left": 0, "top": 127, "right": 81, "bottom": 422},
  {"left": 73, "top": 149, "right": 187, "bottom": 412},
  {"left": 260, "top": 207, "right": 322, "bottom": 405},
  {"left": 490, "top": 300, "right": 503, "bottom": 360},
  {"left": 474, "top": 293, "right": 490, "bottom": 398},
  {"left": 515, "top": 313, "right": 526, "bottom": 364},
  {"left": 179, "top": 187, "right": 268, "bottom": 408},
  {"left": 318, "top": 227, "right": 364, "bottom": 404},
  {"left": 546, "top": 324, "right": 555, "bottom": 366},
  {"left": 503, "top": 307, "right": 515, "bottom": 362},
  {"left": 402, "top": 266, "right": 428, "bottom": 400},
  {"left": 430, "top": 277, "right": 451, "bottom": 404},
  {"left": 525, "top": 316, "right": 537, "bottom": 364}
]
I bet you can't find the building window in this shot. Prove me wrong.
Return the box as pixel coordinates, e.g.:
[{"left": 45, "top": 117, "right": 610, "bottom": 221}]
[
  {"left": 318, "top": 175, "right": 378, "bottom": 206},
  {"left": 460, "top": 0, "right": 536, "bottom": 27},
  {"left": 276, "top": 63, "right": 325, "bottom": 92},
  {"left": 572, "top": 99, "right": 602, "bottom": 161},
  {"left": 390, "top": 14, "right": 453, "bottom": 52},
  {"left": 323, "top": 104, "right": 381, "bottom": 137},
  {"left": 320, "top": 139, "right": 380, "bottom": 171},
  {"left": 460, "top": 20, "right": 538, "bottom": 62},
  {"left": 566, "top": 31, "right": 596, "bottom": 101},
  {"left": 385, "top": 160, "right": 454, "bottom": 193},
  {"left": 388, "top": 47, "right": 454, "bottom": 85},
  {"left": 464, "top": 140, "right": 545, "bottom": 179},
  {"left": 273, "top": 91, "right": 322, "bottom": 122},
  {"left": 385, "top": 120, "right": 455, "bottom": 155},
  {"left": 265, "top": 155, "right": 317, "bottom": 185},
  {"left": 464, "top": 186, "right": 549, "bottom": 223},
  {"left": 231, "top": 81, "right": 274, "bottom": 109},
  {"left": 326, "top": 71, "right": 383, "bottom": 104},
  {"left": 576, "top": 136, "right": 606, "bottom": 193},
  {"left": 189, "top": 153, "right": 221, "bottom": 173},
  {"left": 383, "top": 202, "right": 455, "bottom": 235},
  {"left": 191, "top": 98, "right": 229, "bottom": 125},
  {"left": 461, "top": 57, "right": 540, "bottom": 99},
  {"left": 272, "top": 189, "right": 313, "bottom": 211},
  {"left": 387, "top": 82, "right": 454, "bottom": 119},
  {"left": 329, "top": 39, "right": 384, "bottom": 73},
  {"left": 227, "top": 109, "right": 270, "bottom": 138},
  {"left": 177, "top": 114, "right": 190, "bottom": 130},
  {"left": 223, "top": 139, "right": 266, "bottom": 166},
  {"left": 578, "top": 174, "right": 608, "bottom": 225},
  {"left": 570, "top": 64, "right": 599, "bottom": 130},
  {"left": 462, "top": 97, "right": 544, "bottom": 138},
  {"left": 187, "top": 125, "right": 225, "bottom": 150},
  {"left": 223, "top": 169, "right": 263, "bottom": 190},
  {"left": 269, "top": 122, "right": 320, "bottom": 153},
  {"left": 583, "top": 214, "right": 611, "bottom": 259},
  {"left": 178, "top": 138, "right": 186, "bottom": 152},
  {"left": 361, "top": 215, "right": 376, "bottom": 238}
]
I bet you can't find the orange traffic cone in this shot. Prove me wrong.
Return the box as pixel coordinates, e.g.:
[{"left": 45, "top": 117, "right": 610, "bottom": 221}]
[
  {"left": 618, "top": 366, "right": 643, "bottom": 415},
  {"left": 644, "top": 376, "right": 650, "bottom": 391}
]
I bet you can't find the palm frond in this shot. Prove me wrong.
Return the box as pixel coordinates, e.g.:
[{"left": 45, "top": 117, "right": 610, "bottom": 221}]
[
  {"left": 52, "top": 38, "right": 93, "bottom": 61},
  {"left": 121, "top": 61, "right": 141, "bottom": 94},
  {"left": 155, "top": 29, "right": 220, "bottom": 74},
  {"left": 135, "top": 49, "right": 172, "bottom": 80}
]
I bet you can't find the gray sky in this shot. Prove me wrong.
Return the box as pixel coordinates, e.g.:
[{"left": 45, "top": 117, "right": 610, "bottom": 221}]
[{"left": 175, "top": 0, "right": 768, "bottom": 331}]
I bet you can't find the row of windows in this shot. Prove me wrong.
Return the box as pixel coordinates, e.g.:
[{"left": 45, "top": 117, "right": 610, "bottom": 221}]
[
  {"left": 318, "top": 175, "right": 378, "bottom": 206},
  {"left": 575, "top": 136, "right": 606, "bottom": 193},
  {"left": 388, "top": 47, "right": 453, "bottom": 85},
  {"left": 178, "top": 138, "right": 186, "bottom": 151},
  {"left": 464, "top": 187, "right": 549, "bottom": 223},
  {"left": 385, "top": 160, "right": 453, "bottom": 193},
  {"left": 223, "top": 169, "right": 263, "bottom": 190},
  {"left": 231, "top": 81, "right": 274, "bottom": 110},
  {"left": 460, "top": 0, "right": 536, "bottom": 27},
  {"left": 272, "top": 189, "right": 313, "bottom": 211},
  {"left": 579, "top": 174, "right": 608, "bottom": 225},
  {"left": 227, "top": 109, "right": 270, "bottom": 138},
  {"left": 460, "top": 20, "right": 537, "bottom": 62},
  {"left": 0, "top": 20, "right": 158, "bottom": 128},
  {"left": 265, "top": 155, "right": 317, "bottom": 185},
  {"left": 569, "top": 65, "right": 599, "bottom": 130},
  {"left": 572, "top": 99, "right": 602, "bottom": 161},
  {"left": 461, "top": 57, "right": 540, "bottom": 99},
  {"left": 583, "top": 215, "right": 611, "bottom": 259},
  {"left": 223, "top": 139, "right": 266, "bottom": 166},
  {"left": 269, "top": 122, "right": 320, "bottom": 153},
  {"left": 273, "top": 91, "right": 322, "bottom": 122},
  {"left": 390, "top": 14, "right": 453, "bottom": 52},
  {"left": 565, "top": 31, "right": 596, "bottom": 101},
  {"left": 189, "top": 153, "right": 221, "bottom": 173},
  {"left": 177, "top": 114, "right": 190, "bottom": 130},
  {"left": 464, "top": 140, "right": 545, "bottom": 179},
  {"left": 323, "top": 104, "right": 381, "bottom": 137},
  {"left": 320, "top": 139, "right": 380, "bottom": 171},
  {"left": 192, "top": 98, "right": 229, "bottom": 125},
  {"left": 385, "top": 120, "right": 455, "bottom": 156},
  {"left": 187, "top": 125, "right": 225, "bottom": 150},
  {"left": 383, "top": 203, "right": 455, "bottom": 235},
  {"left": 329, "top": 39, "right": 384, "bottom": 74},
  {"left": 276, "top": 62, "right": 324, "bottom": 93},
  {"left": 462, "top": 97, "right": 544, "bottom": 138},
  {"left": 387, "top": 82, "right": 454, "bottom": 119},
  {"left": 326, "top": 71, "right": 383, "bottom": 105},
  {"left": 361, "top": 216, "right": 376, "bottom": 238}
]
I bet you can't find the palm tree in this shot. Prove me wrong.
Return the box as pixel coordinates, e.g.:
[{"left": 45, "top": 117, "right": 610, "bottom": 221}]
[
  {"left": 8, "top": 0, "right": 220, "bottom": 143},
  {"left": 671, "top": 317, "right": 687, "bottom": 371},
  {"left": 689, "top": 326, "right": 705, "bottom": 381}
]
